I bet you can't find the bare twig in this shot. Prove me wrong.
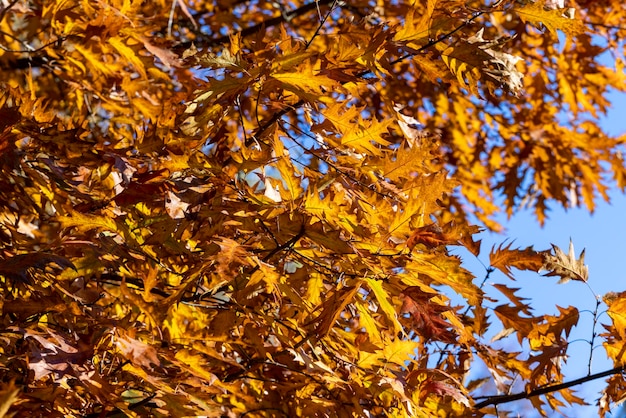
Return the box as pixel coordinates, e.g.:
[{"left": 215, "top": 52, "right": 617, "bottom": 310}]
[
  {"left": 304, "top": 0, "right": 339, "bottom": 49},
  {"left": 587, "top": 295, "right": 602, "bottom": 375}
]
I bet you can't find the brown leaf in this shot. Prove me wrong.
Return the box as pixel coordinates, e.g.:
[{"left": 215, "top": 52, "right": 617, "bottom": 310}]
[
  {"left": 16, "top": 327, "right": 93, "bottom": 381},
  {"left": 542, "top": 240, "right": 588, "bottom": 283},
  {"left": 401, "top": 287, "right": 457, "bottom": 343},
  {"left": 421, "top": 378, "right": 470, "bottom": 407},
  {"left": 407, "top": 223, "right": 454, "bottom": 250},
  {"left": 0, "top": 108, "right": 20, "bottom": 155},
  {"left": 115, "top": 334, "right": 161, "bottom": 369},
  {"left": 0, "top": 253, "right": 75, "bottom": 285},
  {"left": 141, "top": 37, "right": 182, "bottom": 68}
]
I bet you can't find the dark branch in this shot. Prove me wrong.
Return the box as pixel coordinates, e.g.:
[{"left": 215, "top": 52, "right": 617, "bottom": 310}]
[
  {"left": 2, "top": 55, "right": 49, "bottom": 70},
  {"left": 304, "top": 0, "right": 339, "bottom": 49},
  {"left": 474, "top": 364, "right": 626, "bottom": 409}
]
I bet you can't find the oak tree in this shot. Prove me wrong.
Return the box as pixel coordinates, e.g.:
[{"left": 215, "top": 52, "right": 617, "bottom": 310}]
[{"left": 1, "top": 0, "right": 625, "bottom": 416}]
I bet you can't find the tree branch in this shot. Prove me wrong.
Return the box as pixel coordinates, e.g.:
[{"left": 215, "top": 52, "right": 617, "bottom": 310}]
[{"left": 474, "top": 364, "right": 626, "bottom": 409}]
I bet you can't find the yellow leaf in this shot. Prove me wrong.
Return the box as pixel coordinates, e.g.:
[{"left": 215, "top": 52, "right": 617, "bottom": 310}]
[
  {"left": 275, "top": 158, "right": 303, "bottom": 203},
  {"left": 59, "top": 211, "right": 119, "bottom": 234},
  {"left": 376, "top": 144, "right": 430, "bottom": 181},
  {"left": 271, "top": 61, "right": 338, "bottom": 102},
  {"left": 319, "top": 102, "right": 392, "bottom": 155},
  {"left": 365, "top": 277, "right": 402, "bottom": 335},
  {"left": 305, "top": 272, "right": 324, "bottom": 307},
  {"left": 604, "top": 292, "right": 626, "bottom": 340},
  {"left": 412, "top": 53, "right": 452, "bottom": 84},
  {"left": 73, "top": 44, "right": 117, "bottom": 77},
  {"left": 175, "top": 349, "right": 220, "bottom": 382},
  {"left": 191, "top": 74, "right": 251, "bottom": 103},
  {"left": 358, "top": 350, "right": 380, "bottom": 369},
  {"left": 355, "top": 301, "right": 383, "bottom": 346},
  {"left": 320, "top": 102, "right": 361, "bottom": 135},
  {"left": 109, "top": 37, "right": 147, "bottom": 79},
  {"left": 271, "top": 51, "right": 315, "bottom": 72},
  {"left": 0, "top": 381, "right": 20, "bottom": 417},
  {"left": 340, "top": 118, "right": 392, "bottom": 156},
  {"left": 439, "top": 41, "right": 492, "bottom": 95},
  {"left": 515, "top": 0, "right": 586, "bottom": 38},
  {"left": 246, "top": 260, "right": 280, "bottom": 289},
  {"left": 313, "top": 285, "right": 360, "bottom": 337},
  {"left": 382, "top": 338, "right": 419, "bottom": 366},
  {"left": 393, "top": 0, "right": 436, "bottom": 46},
  {"left": 304, "top": 189, "right": 332, "bottom": 220},
  {"left": 388, "top": 172, "right": 451, "bottom": 238}
]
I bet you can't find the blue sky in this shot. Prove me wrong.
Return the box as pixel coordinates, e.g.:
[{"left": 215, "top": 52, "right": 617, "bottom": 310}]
[{"left": 457, "top": 88, "right": 626, "bottom": 416}]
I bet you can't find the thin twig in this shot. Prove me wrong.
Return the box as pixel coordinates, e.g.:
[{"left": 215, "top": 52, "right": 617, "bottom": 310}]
[
  {"left": 587, "top": 296, "right": 602, "bottom": 375},
  {"left": 304, "top": 0, "right": 339, "bottom": 49}
]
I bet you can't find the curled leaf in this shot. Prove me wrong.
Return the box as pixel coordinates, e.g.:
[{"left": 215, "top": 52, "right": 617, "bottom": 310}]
[{"left": 542, "top": 240, "right": 588, "bottom": 283}]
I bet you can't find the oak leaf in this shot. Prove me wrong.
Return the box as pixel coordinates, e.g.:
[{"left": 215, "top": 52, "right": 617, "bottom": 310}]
[
  {"left": 312, "top": 285, "right": 360, "bottom": 337},
  {"left": 401, "top": 287, "right": 457, "bottom": 343},
  {"left": 490, "top": 242, "right": 545, "bottom": 279},
  {"left": 542, "top": 240, "right": 588, "bottom": 283},
  {"left": 115, "top": 334, "right": 161, "bottom": 370},
  {"left": 407, "top": 223, "right": 454, "bottom": 250},
  {"left": 515, "top": 0, "right": 586, "bottom": 38}
]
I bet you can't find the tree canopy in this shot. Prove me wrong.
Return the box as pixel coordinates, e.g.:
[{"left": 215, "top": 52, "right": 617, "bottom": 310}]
[{"left": 1, "top": 0, "right": 626, "bottom": 416}]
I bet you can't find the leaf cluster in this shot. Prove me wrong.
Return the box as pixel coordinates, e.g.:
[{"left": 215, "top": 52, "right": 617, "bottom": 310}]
[{"left": 0, "top": 0, "right": 625, "bottom": 417}]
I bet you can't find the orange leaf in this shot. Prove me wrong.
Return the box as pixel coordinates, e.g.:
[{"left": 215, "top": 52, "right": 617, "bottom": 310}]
[
  {"left": 515, "top": 0, "right": 586, "bottom": 38},
  {"left": 490, "top": 242, "right": 544, "bottom": 279}
]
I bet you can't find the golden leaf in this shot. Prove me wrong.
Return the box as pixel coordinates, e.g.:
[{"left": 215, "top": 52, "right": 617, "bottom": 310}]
[
  {"left": 271, "top": 60, "right": 338, "bottom": 103},
  {"left": 515, "top": 0, "right": 586, "bottom": 38},
  {"left": 109, "top": 37, "right": 147, "bottom": 79},
  {"left": 382, "top": 338, "right": 419, "bottom": 366},
  {"left": 365, "top": 277, "right": 402, "bottom": 335},
  {"left": 393, "top": 0, "right": 436, "bottom": 46},
  {"left": 490, "top": 242, "right": 545, "bottom": 279}
]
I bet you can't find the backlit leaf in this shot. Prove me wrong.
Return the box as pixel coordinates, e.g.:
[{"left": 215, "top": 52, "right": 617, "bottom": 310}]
[
  {"left": 490, "top": 242, "right": 545, "bottom": 279},
  {"left": 515, "top": 0, "right": 586, "bottom": 38}
]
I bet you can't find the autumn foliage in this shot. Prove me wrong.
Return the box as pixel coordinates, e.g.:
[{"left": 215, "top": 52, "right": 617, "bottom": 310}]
[{"left": 1, "top": 0, "right": 626, "bottom": 416}]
